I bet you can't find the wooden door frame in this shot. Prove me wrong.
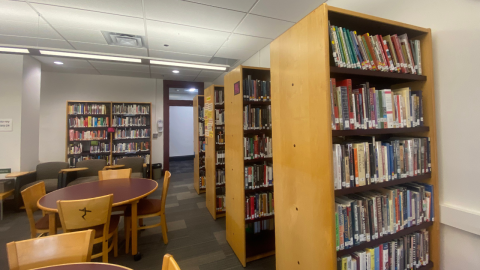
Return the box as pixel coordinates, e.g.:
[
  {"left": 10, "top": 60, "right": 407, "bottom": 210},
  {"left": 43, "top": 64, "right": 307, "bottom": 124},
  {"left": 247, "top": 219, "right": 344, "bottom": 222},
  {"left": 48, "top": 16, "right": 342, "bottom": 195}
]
[{"left": 163, "top": 80, "right": 204, "bottom": 172}]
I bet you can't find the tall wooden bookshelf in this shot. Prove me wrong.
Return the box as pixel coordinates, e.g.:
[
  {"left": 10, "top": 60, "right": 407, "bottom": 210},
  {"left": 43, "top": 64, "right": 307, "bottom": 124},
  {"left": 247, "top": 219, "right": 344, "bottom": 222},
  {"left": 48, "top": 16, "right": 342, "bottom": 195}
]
[
  {"left": 270, "top": 4, "right": 438, "bottom": 270},
  {"left": 225, "top": 66, "right": 274, "bottom": 267},
  {"left": 193, "top": 95, "right": 206, "bottom": 194},
  {"left": 66, "top": 101, "right": 153, "bottom": 177},
  {"left": 205, "top": 85, "right": 226, "bottom": 220}
]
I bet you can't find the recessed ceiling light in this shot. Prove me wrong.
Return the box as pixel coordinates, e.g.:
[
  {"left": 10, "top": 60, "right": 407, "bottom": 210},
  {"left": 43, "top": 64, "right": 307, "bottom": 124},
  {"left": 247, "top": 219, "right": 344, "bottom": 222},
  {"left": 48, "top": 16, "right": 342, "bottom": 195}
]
[
  {"left": 54, "top": 61, "right": 63, "bottom": 65},
  {"left": 40, "top": 50, "right": 141, "bottom": 63},
  {"left": 188, "top": 88, "right": 197, "bottom": 92},
  {"left": 172, "top": 70, "right": 179, "bottom": 74},
  {"left": 0, "top": 47, "right": 29, "bottom": 53},
  {"left": 150, "top": 60, "right": 227, "bottom": 71}
]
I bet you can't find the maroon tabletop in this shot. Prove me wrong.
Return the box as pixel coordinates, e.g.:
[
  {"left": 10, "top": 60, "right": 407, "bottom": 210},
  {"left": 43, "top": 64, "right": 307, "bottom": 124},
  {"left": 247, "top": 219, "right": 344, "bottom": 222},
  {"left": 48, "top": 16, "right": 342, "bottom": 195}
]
[
  {"left": 35, "top": 263, "right": 132, "bottom": 270},
  {"left": 38, "top": 178, "right": 157, "bottom": 212}
]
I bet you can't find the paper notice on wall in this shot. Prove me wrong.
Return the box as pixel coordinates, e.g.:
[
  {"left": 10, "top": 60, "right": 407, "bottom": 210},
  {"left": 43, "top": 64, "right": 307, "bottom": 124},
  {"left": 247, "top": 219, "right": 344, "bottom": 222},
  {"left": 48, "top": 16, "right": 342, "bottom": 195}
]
[
  {"left": 204, "top": 95, "right": 214, "bottom": 138},
  {"left": 0, "top": 119, "right": 12, "bottom": 132}
]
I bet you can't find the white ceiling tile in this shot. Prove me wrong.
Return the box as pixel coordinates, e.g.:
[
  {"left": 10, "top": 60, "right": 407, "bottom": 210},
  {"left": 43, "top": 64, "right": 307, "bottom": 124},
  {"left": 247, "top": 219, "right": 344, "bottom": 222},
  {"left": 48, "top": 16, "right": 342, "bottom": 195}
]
[
  {"left": 215, "top": 46, "right": 257, "bottom": 61},
  {"left": 70, "top": 41, "right": 148, "bottom": 57},
  {"left": 195, "top": 76, "right": 214, "bottom": 82},
  {"left": 144, "top": 0, "right": 245, "bottom": 32},
  {"left": 31, "top": 4, "right": 145, "bottom": 35},
  {"left": 89, "top": 60, "right": 150, "bottom": 73},
  {"left": 37, "top": 38, "right": 74, "bottom": 49},
  {"left": 184, "top": 0, "right": 256, "bottom": 12},
  {"left": 0, "top": 19, "right": 62, "bottom": 40},
  {"left": 150, "top": 66, "right": 201, "bottom": 76},
  {"left": 55, "top": 26, "right": 107, "bottom": 44},
  {"left": 216, "top": 34, "right": 271, "bottom": 59},
  {"left": 0, "top": 34, "right": 72, "bottom": 49},
  {"left": 97, "top": 69, "right": 151, "bottom": 78},
  {"left": 29, "top": 0, "right": 144, "bottom": 18},
  {"left": 197, "top": 70, "right": 224, "bottom": 77},
  {"left": 42, "top": 66, "right": 100, "bottom": 75},
  {"left": 0, "top": 1, "right": 40, "bottom": 24},
  {"left": 32, "top": 55, "right": 93, "bottom": 68},
  {"left": 149, "top": 37, "right": 219, "bottom": 56},
  {"left": 235, "top": 14, "right": 294, "bottom": 39},
  {"left": 251, "top": 0, "right": 326, "bottom": 22},
  {"left": 149, "top": 49, "right": 212, "bottom": 63}
]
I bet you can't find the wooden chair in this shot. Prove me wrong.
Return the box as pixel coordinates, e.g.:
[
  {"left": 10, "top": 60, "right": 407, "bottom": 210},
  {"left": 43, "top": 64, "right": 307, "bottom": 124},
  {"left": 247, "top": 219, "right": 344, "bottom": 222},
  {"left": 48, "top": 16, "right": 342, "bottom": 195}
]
[
  {"left": 125, "top": 171, "right": 171, "bottom": 253},
  {"left": 21, "top": 181, "right": 62, "bottom": 238},
  {"left": 57, "top": 194, "right": 119, "bottom": 263},
  {"left": 6, "top": 230, "right": 95, "bottom": 270},
  {"left": 99, "top": 168, "right": 132, "bottom": 180},
  {"left": 162, "top": 254, "right": 181, "bottom": 270}
]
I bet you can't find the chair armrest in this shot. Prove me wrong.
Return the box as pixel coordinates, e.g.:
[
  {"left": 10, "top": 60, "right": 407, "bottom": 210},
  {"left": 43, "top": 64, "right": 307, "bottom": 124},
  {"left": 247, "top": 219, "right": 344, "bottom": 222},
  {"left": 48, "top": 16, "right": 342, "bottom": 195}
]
[
  {"left": 59, "top": 167, "right": 88, "bottom": 173},
  {"left": 58, "top": 170, "right": 79, "bottom": 189},
  {"left": 13, "top": 172, "right": 37, "bottom": 209},
  {"left": 143, "top": 164, "right": 148, "bottom": 178},
  {"left": 6, "top": 171, "right": 32, "bottom": 178},
  {"left": 103, "top": 165, "right": 125, "bottom": 170}
]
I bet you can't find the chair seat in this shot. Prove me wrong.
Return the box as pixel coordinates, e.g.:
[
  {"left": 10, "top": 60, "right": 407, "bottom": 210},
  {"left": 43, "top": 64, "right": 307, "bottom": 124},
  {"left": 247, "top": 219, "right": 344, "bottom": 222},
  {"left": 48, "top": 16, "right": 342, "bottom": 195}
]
[
  {"left": 90, "top": 215, "right": 120, "bottom": 239},
  {"left": 21, "top": 179, "right": 58, "bottom": 193},
  {"left": 125, "top": 199, "right": 162, "bottom": 216},
  {"left": 131, "top": 172, "right": 143, "bottom": 178},
  {"left": 67, "top": 176, "right": 99, "bottom": 186},
  {"left": 35, "top": 214, "right": 62, "bottom": 230}
]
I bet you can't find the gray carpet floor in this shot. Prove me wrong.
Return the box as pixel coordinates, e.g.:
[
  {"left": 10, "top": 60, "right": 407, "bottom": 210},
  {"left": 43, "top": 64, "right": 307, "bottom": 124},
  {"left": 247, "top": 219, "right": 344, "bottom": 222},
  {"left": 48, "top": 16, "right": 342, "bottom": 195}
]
[{"left": 0, "top": 160, "right": 275, "bottom": 270}]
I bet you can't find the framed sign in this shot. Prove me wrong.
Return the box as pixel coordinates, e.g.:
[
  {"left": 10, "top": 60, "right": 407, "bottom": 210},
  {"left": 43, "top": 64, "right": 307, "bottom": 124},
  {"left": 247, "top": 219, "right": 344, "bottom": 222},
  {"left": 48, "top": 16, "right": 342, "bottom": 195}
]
[
  {"left": 0, "top": 119, "right": 12, "bottom": 132},
  {"left": 234, "top": 81, "right": 240, "bottom": 96}
]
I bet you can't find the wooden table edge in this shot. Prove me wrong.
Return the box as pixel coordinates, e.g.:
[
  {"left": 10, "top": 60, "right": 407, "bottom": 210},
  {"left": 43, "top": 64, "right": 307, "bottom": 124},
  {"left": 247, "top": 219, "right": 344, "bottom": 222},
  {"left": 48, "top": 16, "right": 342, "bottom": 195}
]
[{"left": 32, "top": 262, "right": 133, "bottom": 269}]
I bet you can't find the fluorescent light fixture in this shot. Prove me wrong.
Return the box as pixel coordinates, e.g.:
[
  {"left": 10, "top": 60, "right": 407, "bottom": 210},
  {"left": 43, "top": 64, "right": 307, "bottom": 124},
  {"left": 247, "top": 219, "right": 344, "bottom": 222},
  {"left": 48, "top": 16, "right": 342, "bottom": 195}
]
[
  {"left": 172, "top": 70, "right": 179, "bottom": 73},
  {"left": 188, "top": 88, "right": 197, "bottom": 92},
  {"left": 54, "top": 61, "right": 63, "bottom": 65},
  {"left": 0, "top": 47, "right": 29, "bottom": 53},
  {"left": 40, "top": 50, "right": 141, "bottom": 63},
  {"left": 150, "top": 60, "right": 226, "bottom": 71}
]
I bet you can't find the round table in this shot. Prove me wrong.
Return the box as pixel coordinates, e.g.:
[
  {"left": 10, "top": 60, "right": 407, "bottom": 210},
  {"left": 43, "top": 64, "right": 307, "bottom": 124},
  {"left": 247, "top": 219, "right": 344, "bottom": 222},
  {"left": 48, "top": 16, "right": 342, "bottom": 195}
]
[
  {"left": 37, "top": 178, "right": 158, "bottom": 259},
  {"left": 34, "top": 263, "right": 132, "bottom": 270}
]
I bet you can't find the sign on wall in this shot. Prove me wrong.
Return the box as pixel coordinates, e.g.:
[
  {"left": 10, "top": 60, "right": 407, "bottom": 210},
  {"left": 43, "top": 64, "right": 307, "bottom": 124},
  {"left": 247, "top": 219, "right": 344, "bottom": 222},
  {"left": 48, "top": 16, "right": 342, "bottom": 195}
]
[
  {"left": 234, "top": 81, "right": 240, "bottom": 96},
  {"left": 0, "top": 119, "right": 12, "bottom": 132}
]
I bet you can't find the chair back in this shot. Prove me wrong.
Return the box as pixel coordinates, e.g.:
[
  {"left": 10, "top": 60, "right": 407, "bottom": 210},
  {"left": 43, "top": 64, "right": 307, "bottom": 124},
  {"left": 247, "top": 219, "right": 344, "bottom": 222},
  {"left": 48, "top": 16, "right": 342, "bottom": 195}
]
[
  {"left": 36, "top": 162, "right": 69, "bottom": 181},
  {"left": 76, "top": 159, "right": 107, "bottom": 178},
  {"left": 162, "top": 253, "right": 181, "bottom": 270},
  {"left": 6, "top": 230, "right": 95, "bottom": 270},
  {"left": 99, "top": 168, "right": 132, "bottom": 180},
  {"left": 161, "top": 171, "right": 171, "bottom": 214},
  {"left": 21, "top": 182, "right": 45, "bottom": 235},
  {"left": 57, "top": 194, "right": 113, "bottom": 238},
  {"left": 116, "top": 157, "right": 144, "bottom": 173}
]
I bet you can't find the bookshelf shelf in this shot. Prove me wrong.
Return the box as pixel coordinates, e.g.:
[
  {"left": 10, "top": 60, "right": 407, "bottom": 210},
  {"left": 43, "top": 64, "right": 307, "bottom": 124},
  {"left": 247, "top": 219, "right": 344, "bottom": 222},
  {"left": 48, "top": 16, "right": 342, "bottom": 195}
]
[
  {"left": 69, "top": 139, "right": 109, "bottom": 142},
  {"left": 418, "top": 262, "right": 434, "bottom": 270},
  {"left": 244, "top": 157, "right": 272, "bottom": 165},
  {"left": 243, "top": 129, "right": 272, "bottom": 135},
  {"left": 245, "top": 215, "right": 275, "bottom": 224},
  {"left": 205, "top": 85, "right": 227, "bottom": 220},
  {"left": 68, "top": 126, "right": 108, "bottom": 129},
  {"left": 68, "top": 114, "right": 109, "bottom": 117},
  {"left": 335, "top": 173, "right": 431, "bottom": 196},
  {"left": 337, "top": 221, "right": 433, "bottom": 257},
  {"left": 194, "top": 95, "right": 206, "bottom": 195},
  {"left": 271, "top": 4, "right": 439, "bottom": 270},
  {"left": 245, "top": 186, "right": 273, "bottom": 195},
  {"left": 244, "top": 100, "right": 271, "bottom": 105},
  {"left": 332, "top": 126, "right": 429, "bottom": 136}
]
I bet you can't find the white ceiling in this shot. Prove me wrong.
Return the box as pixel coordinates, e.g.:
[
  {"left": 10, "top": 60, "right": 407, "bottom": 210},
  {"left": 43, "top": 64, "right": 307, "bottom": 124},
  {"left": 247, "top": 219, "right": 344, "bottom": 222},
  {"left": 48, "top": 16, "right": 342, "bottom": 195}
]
[{"left": 0, "top": 0, "right": 326, "bottom": 82}]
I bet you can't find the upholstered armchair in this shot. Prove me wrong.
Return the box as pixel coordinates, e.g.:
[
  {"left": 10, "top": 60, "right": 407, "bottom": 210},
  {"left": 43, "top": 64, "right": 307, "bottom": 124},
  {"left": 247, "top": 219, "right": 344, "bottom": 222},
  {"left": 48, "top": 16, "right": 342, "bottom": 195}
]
[
  {"left": 59, "top": 159, "right": 107, "bottom": 188},
  {"left": 115, "top": 157, "right": 148, "bottom": 178}
]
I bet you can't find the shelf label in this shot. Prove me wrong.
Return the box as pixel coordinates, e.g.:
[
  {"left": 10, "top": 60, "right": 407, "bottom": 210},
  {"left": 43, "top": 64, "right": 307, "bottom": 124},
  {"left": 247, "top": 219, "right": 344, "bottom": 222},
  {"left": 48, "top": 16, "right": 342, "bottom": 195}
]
[{"left": 0, "top": 119, "right": 12, "bottom": 132}]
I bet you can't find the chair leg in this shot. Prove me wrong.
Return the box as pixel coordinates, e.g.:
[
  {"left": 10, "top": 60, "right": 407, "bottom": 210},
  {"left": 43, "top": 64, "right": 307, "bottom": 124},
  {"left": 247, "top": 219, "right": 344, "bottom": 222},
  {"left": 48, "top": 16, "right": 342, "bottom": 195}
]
[
  {"left": 161, "top": 214, "right": 168, "bottom": 244},
  {"left": 114, "top": 229, "right": 118, "bottom": 257},
  {"left": 102, "top": 237, "right": 108, "bottom": 263},
  {"left": 125, "top": 217, "right": 131, "bottom": 254}
]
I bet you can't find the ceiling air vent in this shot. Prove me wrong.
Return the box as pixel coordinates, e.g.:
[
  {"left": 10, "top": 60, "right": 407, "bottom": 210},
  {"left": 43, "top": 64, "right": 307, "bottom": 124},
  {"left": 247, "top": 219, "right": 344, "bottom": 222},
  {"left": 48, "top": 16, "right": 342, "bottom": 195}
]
[{"left": 102, "top": 31, "right": 146, "bottom": 48}]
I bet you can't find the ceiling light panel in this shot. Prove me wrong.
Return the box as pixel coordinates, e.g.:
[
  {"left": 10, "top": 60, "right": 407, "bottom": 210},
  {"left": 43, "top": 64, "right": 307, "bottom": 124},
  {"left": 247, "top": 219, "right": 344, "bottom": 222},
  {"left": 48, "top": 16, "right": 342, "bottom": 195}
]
[
  {"left": 0, "top": 46, "right": 29, "bottom": 53},
  {"left": 150, "top": 60, "right": 226, "bottom": 71},
  {"left": 32, "top": 56, "right": 94, "bottom": 69},
  {"left": 40, "top": 50, "right": 142, "bottom": 63}
]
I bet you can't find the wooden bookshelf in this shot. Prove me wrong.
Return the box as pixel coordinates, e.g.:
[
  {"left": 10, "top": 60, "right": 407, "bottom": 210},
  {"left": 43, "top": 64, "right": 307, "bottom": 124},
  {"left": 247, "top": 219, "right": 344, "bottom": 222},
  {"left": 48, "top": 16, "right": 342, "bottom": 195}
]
[
  {"left": 225, "top": 66, "right": 274, "bottom": 267},
  {"left": 270, "top": 4, "right": 438, "bottom": 270},
  {"left": 205, "top": 85, "right": 226, "bottom": 220},
  {"left": 193, "top": 95, "right": 206, "bottom": 194}
]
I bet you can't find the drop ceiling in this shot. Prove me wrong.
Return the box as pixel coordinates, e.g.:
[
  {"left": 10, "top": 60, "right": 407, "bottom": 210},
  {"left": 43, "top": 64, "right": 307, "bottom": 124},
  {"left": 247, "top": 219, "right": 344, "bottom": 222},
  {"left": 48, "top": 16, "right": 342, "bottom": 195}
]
[{"left": 0, "top": 0, "right": 326, "bottom": 82}]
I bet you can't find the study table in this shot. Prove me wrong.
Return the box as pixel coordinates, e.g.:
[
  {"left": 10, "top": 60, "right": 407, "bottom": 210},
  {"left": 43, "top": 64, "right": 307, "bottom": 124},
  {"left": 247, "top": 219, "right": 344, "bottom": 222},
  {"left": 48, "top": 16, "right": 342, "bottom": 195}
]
[{"left": 37, "top": 178, "right": 158, "bottom": 260}]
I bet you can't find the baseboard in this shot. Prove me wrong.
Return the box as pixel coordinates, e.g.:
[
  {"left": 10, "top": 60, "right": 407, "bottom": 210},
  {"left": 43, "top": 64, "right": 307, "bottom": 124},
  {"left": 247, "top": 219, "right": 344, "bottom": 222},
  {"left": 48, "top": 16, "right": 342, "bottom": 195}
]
[{"left": 169, "top": 155, "right": 194, "bottom": 161}]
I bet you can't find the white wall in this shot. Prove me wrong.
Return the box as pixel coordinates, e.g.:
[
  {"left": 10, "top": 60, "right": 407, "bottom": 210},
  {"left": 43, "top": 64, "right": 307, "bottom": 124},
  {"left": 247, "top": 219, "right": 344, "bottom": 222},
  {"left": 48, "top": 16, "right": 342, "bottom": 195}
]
[{"left": 169, "top": 106, "right": 194, "bottom": 157}]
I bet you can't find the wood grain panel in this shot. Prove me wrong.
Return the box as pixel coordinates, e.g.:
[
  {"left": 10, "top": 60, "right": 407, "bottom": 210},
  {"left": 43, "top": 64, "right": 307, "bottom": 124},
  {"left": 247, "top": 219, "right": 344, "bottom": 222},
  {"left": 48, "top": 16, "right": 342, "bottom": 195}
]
[
  {"left": 205, "top": 85, "right": 217, "bottom": 219},
  {"left": 271, "top": 4, "right": 337, "bottom": 269}
]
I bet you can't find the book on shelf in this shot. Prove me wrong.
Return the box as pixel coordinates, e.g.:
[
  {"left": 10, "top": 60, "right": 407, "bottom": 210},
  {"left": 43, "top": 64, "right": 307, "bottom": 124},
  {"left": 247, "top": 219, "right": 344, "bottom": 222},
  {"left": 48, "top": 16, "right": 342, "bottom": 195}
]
[
  {"left": 333, "top": 137, "right": 431, "bottom": 190},
  {"left": 243, "top": 105, "right": 272, "bottom": 130},
  {"left": 69, "top": 130, "right": 107, "bottom": 141},
  {"left": 216, "top": 195, "right": 226, "bottom": 211},
  {"left": 113, "top": 142, "right": 149, "bottom": 153},
  {"left": 199, "top": 122, "right": 205, "bottom": 136},
  {"left": 216, "top": 150, "right": 225, "bottom": 165},
  {"left": 244, "top": 163, "right": 273, "bottom": 190},
  {"left": 199, "top": 140, "right": 206, "bottom": 153},
  {"left": 247, "top": 219, "right": 275, "bottom": 234},
  {"left": 69, "top": 116, "right": 109, "bottom": 128},
  {"left": 331, "top": 78, "right": 424, "bottom": 130},
  {"left": 244, "top": 135, "right": 272, "bottom": 160},
  {"left": 216, "top": 169, "right": 225, "bottom": 185},
  {"left": 113, "top": 128, "right": 150, "bottom": 139},
  {"left": 67, "top": 142, "right": 110, "bottom": 154},
  {"left": 216, "top": 131, "right": 225, "bottom": 144},
  {"left": 68, "top": 155, "right": 110, "bottom": 167},
  {"left": 216, "top": 109, "right": 225, "bottom": 125},
  {"left": 68, "top": 103, "right": 107, "bottom": 115},
  {"left": 199, "top": 175, "right": 206, "bottom": 189},
  {"left": 215, "top": 89, "right": 224, "bottom": 105},
  {"left": 328, "top": 22, "right": 422, "bottom": 75},
  {"left": 338, "top": 229, "right": 429, "bottom": 270},
  {"left": 113, "top": 104, "right": 149, "bottom": 115},
  {"left": 335, "top": 182, "right": 434, "bottom": 251},
  {"left": 198, "top": 105, "right": 204, "bottom": 120},
  {"left": 113, "top": 154, "right": 150, "bottom": 165},
  {"left": 243, "top": 76, "right": 271, "bottom": 101},
  {"left": 245, "top": 191, "right": 274, "bottom": 220},
  {"left": 112, "top": 115, "right": 148, "bottom": 127}
]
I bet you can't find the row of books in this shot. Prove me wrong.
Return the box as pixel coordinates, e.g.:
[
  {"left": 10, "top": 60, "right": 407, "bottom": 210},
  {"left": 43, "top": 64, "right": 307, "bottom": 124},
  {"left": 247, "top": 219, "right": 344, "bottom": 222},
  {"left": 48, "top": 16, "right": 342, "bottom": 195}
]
[
  {"left": 247, "top": 219, "right": 275, "bottom": 234},
  {"left": 68, "top": 103, "right": 108, "bottom": 115},
  {"left": 337, "top": 230, "right": 429, "bottom": 270},
  {"left": 68, "top": 155, "right": 110, "bottom": 167},
  {"left": 333, "top": 137, "right": 431, "bottom": 190},
  {"left": 199, "top": 176, "right": 206, "bottom": 189},
  {"left": 216, "top": 195, "right": 226, "bottom": 212},
  {"left": 335, "top": 182, "right": 434, "bottom": 251},
  {"left": 215, "top": 109, "right": 224, "bottom": 125},
  {"left": 113, "top": 129, "right": 150, "bottom": 139},
  {"left": 243, "top": 105, "right": 272, "bottom": 130},
  {"left": 112, "top": 116, "right": 148, "bottom": 127},
  {"left": 68, "top": 143, "right": 110, "bottom": 154},
  {"left": 113, "top": 142, "right": 149, "bottom": 153},
  {"left": 200, "top": 154, "right": 205, "bottom": 169},
  {"left": 199, "top": 122, "right": 205, "bottom": 136},
  {"left": 69, "top": 130, "right": 107, "bottom": 141},
  {"left": 244, "top": 163, "right": 273, "bottom": 190},
  {"left": 329, "top": 22, "right": 422, "bottom": 75},
  {"left": 112, "top": 104, "right": 149, "bottom": 115},
  {"left": 330, "top": 79, "right": 424, "bottom": 130},
  {"left": 215, "top": 89, "right": 224, "bottom": 105},
  {"left": 244, "top": 135, "right": 272, "bottom": 160},
  {"left": 113, "top": 154, "right": 150, "bottom": 165},
  {"left": 243, "top": 76, "right": 271, "bottom": 101},
  {"left": 68, "top": 116, "right": 109, "bottom": 128},
  {"left": 245, "top": 192, "right": 274, "bottom": 220},
  {"left": 199, "top": 140, "right": 206, "bottom": 152},
  {"left": 216, "top": 169, "right": 225, "bottom": 185},
  {"left": 216, "top": 131, "right": 225, "bottom": 144},
  {"left": 198, "top": 106, "right": 204, "bottom": 120},
  {"left": 216, "top": 150, "right": 225, "bottom": 165}
]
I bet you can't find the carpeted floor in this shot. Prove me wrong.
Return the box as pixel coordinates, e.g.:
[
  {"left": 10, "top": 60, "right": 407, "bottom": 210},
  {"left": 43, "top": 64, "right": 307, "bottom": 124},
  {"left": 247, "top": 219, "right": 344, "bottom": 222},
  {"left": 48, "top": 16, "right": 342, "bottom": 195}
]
[{"left": 0, "top": 160, "right": 275, "bottom": 270}]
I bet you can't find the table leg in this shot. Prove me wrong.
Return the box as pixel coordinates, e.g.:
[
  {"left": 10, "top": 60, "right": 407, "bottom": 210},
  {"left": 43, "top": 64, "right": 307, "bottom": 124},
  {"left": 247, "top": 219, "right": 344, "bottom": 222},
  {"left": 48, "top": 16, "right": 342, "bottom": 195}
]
[
  {"left": 49, "top": 212, "right": 57, "bottom": 235},
  {"left": 131, "top": 200, "right": 138, "bottom": 256}
]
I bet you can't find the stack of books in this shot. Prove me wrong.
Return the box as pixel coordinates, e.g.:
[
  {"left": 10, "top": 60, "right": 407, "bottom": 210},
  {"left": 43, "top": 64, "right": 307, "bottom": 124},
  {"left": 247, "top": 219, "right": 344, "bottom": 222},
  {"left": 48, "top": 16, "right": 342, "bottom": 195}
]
[
  {"left": 244, "top": 163, "right": 273, "bottom": 190},
  {"left": 245, "top": 192, "right": 274, "bottom": 220},
  {"left": 243, "top": 135, "right": 272, "bottom": 160},
  {"left": 243, "top": 105, "right": 272, "bottom": 130},
  {"left": 243, "top": 76, "right": 271, "bottom": 101},
  {"left": 216, "top": 195, "right": 226, "bottom": 211}
]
